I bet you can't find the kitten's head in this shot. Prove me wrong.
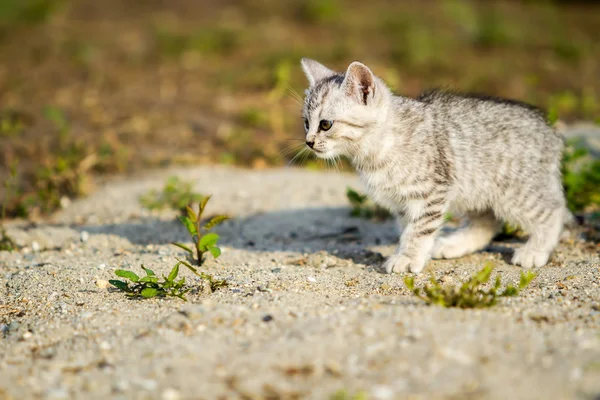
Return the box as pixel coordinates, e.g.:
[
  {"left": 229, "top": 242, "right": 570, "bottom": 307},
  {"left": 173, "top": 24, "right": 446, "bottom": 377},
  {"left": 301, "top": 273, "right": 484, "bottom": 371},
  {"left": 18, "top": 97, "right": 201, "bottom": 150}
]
[{"left": 300, "top": 58, "right": 391, "bottom": 160}]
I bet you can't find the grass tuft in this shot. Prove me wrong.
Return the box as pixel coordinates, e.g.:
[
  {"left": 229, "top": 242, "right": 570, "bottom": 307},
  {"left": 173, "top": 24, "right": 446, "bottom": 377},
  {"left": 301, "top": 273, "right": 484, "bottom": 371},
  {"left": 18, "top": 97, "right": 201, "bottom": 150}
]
[
  {"left": 346, "top": 187, "right": 391, "bottom": 221},
  {"left": 139, "top": 176, "right": 204, "bottom": 215},
  {"left": 404, "top": 261, "right": 536, "bottom": 308}
]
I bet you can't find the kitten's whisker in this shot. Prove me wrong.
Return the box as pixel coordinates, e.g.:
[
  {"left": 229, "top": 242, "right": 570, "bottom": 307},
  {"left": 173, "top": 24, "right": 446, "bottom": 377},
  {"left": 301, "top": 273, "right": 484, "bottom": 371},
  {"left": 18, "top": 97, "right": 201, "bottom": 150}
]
[
  {"left": 286, "top": 86, "right": 304, "bottom": 105},
  {"left": 280, "top": 143, "right": 305, "bottom": 157}
]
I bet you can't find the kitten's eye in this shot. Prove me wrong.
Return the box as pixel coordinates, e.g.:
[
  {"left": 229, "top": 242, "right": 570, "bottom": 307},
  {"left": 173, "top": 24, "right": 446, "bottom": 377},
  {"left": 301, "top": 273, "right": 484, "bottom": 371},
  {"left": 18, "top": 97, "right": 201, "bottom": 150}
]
[
  {"left": 319, "top": 120, "right": 333, "bottom": 131},
  {"left": 303, "top": 118, "right": 309, "bottom": 132}
]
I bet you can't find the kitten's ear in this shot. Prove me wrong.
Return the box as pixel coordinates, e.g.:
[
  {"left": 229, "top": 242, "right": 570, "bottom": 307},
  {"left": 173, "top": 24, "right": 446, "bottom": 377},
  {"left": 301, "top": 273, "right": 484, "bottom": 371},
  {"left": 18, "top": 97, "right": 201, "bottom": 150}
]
[
  {"left": 342, "top": 61, "right": 376, "bottom": 105},
  {"left": 301, "top": 58, "right": 335, "bottom": 86}
]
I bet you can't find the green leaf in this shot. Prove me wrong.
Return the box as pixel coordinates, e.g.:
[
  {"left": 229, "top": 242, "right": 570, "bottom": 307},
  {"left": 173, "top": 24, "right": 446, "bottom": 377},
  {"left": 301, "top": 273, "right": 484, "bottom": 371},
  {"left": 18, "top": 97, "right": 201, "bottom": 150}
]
[
  {"left": 186, "top": 204, "right": 197, "bottom": 222},
  {"left": 139, "top": 276, "right": 159, "bottom": 284},
  {"left": 203, "top": 215, "right": 230, "bottom": 230},
  {"left": 115, "top": 270, "right": 140, "bottom": 282},
  {"left": 141, "top": 266, "right": 155, "bottom": 276},
  {"left": 141, "top": 288, "right": 159, "bottom": 298},
  {"left": 519, "top": 271, "right": 537, "bottom": 289},
  {"left": 209, "top": 246, "right": 221, "bottom": 259},
  {"left": 198, "top": 232, "right": 220, "bottom": 251},
  {"left": 178, "top": 215, "right": 197, "bottom": 236},
  {"left": 404, "top": 276, "right": 415, "bottom": 290},
  {"left": 168, "top": 262, "right": 180, "bottom": 282},
  {"left": 198, "top": 195, "right": 212, "bottom": 216},
  {"left": 178, "top": 258, "right": 200, "bottom": 276},
  {"left": 109, "top": 280, "right": 129, "bottom": 291},
  {"left": 346, "top": 187, "right": 366, "bottom": 205},
  {"left": 171, "top": 242, "right": 194, "bottom": 254}
]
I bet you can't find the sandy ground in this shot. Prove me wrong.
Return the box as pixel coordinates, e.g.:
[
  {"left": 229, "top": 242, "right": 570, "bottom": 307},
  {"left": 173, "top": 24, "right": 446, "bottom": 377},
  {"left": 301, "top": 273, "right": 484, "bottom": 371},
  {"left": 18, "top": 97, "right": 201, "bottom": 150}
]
[{"left": 1, "top": 135, "right": 600, "bottom": 399}]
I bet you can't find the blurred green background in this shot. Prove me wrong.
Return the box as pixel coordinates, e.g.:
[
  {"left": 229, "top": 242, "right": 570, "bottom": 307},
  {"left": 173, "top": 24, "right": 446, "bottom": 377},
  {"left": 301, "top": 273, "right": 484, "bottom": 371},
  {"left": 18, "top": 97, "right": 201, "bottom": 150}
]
[{"left": 0, "top": 0, "right": 599, "bottom": 217}]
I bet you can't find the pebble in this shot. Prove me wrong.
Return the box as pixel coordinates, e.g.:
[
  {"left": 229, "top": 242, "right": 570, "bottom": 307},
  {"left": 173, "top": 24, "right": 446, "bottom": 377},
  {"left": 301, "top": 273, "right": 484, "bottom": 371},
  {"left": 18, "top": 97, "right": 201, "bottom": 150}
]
[
  {"left": 262, "top": 314, "right": 274, "bottom": 322},
  {"left": 99, "top": 341, "right": 111, "bottom": 351},
  {"left": 31, "top": 241, "right": 41, "bottom": 252},
  {"left": 80, "top": 231, "right": 89, "bottom": 243},
  {"left": 22, "top": 331, "right": 33, "bottom": 340},
  {"left": 162, "top": 388, "right": 181, "bottom": 400},
  {"left": 95, "top": 279, "right": 110, "bottom": 289},
  {"left": 97, "top": 263, "right": 106, "bottom": 270},
  {"left": 307, "top": 276, "right": 317, "bottom": 283},
  {"left": 45, "top": 388, "right": 69, "bottom": 400},
  {"left": 139, "top": 379, "right": 158, "bottom": 391}
]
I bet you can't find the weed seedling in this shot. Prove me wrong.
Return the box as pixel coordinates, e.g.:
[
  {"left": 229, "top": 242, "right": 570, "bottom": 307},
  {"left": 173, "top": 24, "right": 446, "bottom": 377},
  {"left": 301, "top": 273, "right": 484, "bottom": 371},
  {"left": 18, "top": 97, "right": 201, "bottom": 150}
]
[
  {"left": 346, "top": 187, "right": 391, "bottom": 221},
  {"left": 0, "top": 160, "right": 18, "bottom": 251},
  {"left": 177, "top": 259, "right": 229, "bottom": 292},
  {"left": 139, "top": 176, "right": 204, "bottom": 215},
  {"left": 109, "top": 263, "right": 191, "bottom": 300},
  {"left": 404, "top": 262, "right": 536, "bottom": 308},
  {"left": 561, "top": 140, "right": 600, "bottom": 212},
  {"left": 172, "top": 195, "right": 230, "bottom": 266}
]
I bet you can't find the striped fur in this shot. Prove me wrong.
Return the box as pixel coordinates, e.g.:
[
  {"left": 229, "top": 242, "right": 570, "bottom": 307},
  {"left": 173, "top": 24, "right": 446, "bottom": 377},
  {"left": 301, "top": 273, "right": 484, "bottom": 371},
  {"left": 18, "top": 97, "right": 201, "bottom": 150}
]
[{"left": 301, "top": 58, "right": 568, "bottom": 274}]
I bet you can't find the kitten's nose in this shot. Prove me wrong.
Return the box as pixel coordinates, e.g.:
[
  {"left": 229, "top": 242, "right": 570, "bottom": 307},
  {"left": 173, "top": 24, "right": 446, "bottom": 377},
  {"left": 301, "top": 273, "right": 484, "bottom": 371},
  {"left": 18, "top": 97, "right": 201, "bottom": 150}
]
[{"left": 306, "top": 140, "right": 314, "bottom": 148}]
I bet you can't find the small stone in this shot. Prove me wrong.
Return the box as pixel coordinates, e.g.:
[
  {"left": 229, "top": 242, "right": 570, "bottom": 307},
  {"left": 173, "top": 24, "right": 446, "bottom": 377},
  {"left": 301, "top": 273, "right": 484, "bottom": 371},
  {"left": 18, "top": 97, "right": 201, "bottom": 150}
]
[
  {"left": 371, "top": 385, "right": 394, "bottom": 400},
  {"left": 96, "top": 279, "right": 110, "bottom": 289},
  {"left": 80, "top": 231, "right": 89, "bottom": 243},
  {"left": 307, "top": 276, "right": 317, "bottom": 283},
  {"left": 139, "top": 379, "right": 158, "bottom": 391},
  {"left": 60, "top": 196, "right": 71, "bottom": 209},
  {"left": 97, "top": 263, "right": 106, "bottom": 270},
  {"left": 380, "top": 283, "right": 391, "bottom": 291},
  {"left": 271, "top": 268, "right": 282, "bottom": 273},
  {"left": 7, "top": 321, "right": 20, "bottom": 332},
  {"left": 31, "top": 241, "right": 41, "bottom": 252},
  {"left": 22, "top": 331, "right": 33, "bottom": 340},
  {"left": 162, "top": 388, "right": 181, "bottom": 400},
  {"left": 113, "top": 380, "right": 130, "bottom": 392},
  {"left": 262, "top": 315, "right": 274, "bottom": 322},
  {"left": 45, "top": 387, "right": 69, "bottom": 400},
  {"left": 99, "top": 341, "right": 111, "bottom": 351}
]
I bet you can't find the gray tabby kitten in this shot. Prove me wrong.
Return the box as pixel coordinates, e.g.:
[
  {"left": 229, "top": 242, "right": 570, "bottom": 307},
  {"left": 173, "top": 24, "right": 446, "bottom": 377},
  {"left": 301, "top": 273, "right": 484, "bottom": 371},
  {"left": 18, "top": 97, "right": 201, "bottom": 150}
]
[{"left": 300, "top": 58, "right": 570, "bottom": 274}]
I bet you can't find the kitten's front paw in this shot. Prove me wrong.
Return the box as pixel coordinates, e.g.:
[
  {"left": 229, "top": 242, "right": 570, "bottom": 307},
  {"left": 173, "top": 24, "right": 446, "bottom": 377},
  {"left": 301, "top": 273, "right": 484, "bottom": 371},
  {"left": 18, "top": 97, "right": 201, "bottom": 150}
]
[
  {"left": 381, "top": 254, "right": 425, "bottom": 274},
  {"left": 512, "top": 247, "right": 550, "bottom": 268}
]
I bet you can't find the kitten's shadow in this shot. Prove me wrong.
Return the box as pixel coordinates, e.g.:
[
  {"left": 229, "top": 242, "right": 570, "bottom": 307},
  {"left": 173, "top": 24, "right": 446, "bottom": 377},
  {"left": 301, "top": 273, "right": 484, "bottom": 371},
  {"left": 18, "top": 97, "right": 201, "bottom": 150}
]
[
  {"left": 77, "top": 207, "right": 398, "bottom": 265},
  {"left": 76, "top": 207, "right": 526, "bottom": 267}
]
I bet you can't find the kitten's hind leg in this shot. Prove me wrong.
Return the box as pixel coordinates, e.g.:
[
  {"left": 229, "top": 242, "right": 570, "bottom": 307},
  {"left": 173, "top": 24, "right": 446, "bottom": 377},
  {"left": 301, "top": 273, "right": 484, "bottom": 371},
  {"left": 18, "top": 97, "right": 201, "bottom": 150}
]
[
  {"left": 512, "top": 206, "right": 563, "bottom": 268},
  {"left": 432, "top": 211, "right": 501, "bottom": 259}
]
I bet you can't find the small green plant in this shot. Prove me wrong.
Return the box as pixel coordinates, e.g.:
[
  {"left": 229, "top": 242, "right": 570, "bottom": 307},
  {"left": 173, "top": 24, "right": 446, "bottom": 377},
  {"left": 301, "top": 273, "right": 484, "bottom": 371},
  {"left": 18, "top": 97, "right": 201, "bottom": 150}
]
[
  {"left": 177, "top": 259, "right": 229, "bottom": 292},
  {"left": 109, "top": 260, "right": 228, "bottom": 301},
  {"left": 346, "top": 187, "right": 391, "bottom": 221},
  {"left": 562, "top": 140, "right": 600, "bottom": 212},
  {"left": 404, "top": 262, "right": 536, "bottom": 309},
  {"left": 329, "top": 389, "right": 367, "bottom": 400},
  {"left": 172, "top": 195, "right": 230, "bottom": 266},
  {"left": 299, "top": 0, "right": 341, "bottom": 24},
  {"left": 0, "top": 160, "right": 18, "bottom": 252},
  {"left": 109, "top": 263, "right": 191, "bottom": 300},
  {"left": 140, "top": 176, "right": 204, "bottom": 214}
]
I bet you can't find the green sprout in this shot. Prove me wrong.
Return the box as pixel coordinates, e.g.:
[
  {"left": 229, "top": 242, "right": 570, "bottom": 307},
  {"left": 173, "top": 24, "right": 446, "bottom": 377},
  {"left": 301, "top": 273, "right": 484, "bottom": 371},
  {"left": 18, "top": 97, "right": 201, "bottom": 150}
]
[
  {"left": 1, "top": 160, "right": 18, "bottom": 251},
  {"left": 561, "top": 140, "right": 600, "bottom": 212},
  {"left": 109, "top": 263, "right": 191, "bottom": 301},
  {"left": 139, "top": 176, "right": 204, "bottom": 215},
  {"left": 346, "top": 187, "right": 391, "bottom": 221},
  {"left": 404, "top": 262, "right": 537, "bottom": 308},
  {"left": 172, "top": 195, "right": 230, "bottom": 266}
]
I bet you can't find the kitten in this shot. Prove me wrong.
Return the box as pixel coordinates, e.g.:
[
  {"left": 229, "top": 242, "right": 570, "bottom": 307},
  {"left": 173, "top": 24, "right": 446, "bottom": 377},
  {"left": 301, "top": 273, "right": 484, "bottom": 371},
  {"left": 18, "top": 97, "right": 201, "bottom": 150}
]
[{"left": 300, "top": 58, "right": 570, "bottom": 274}]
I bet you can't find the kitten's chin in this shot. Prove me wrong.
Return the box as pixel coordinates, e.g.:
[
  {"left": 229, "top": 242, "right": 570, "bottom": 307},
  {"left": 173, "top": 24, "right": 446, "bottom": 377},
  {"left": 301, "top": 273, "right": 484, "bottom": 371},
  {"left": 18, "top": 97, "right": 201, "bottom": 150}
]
[{"left": 312, "top": 148, "right": 340, "bottom": 160}]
